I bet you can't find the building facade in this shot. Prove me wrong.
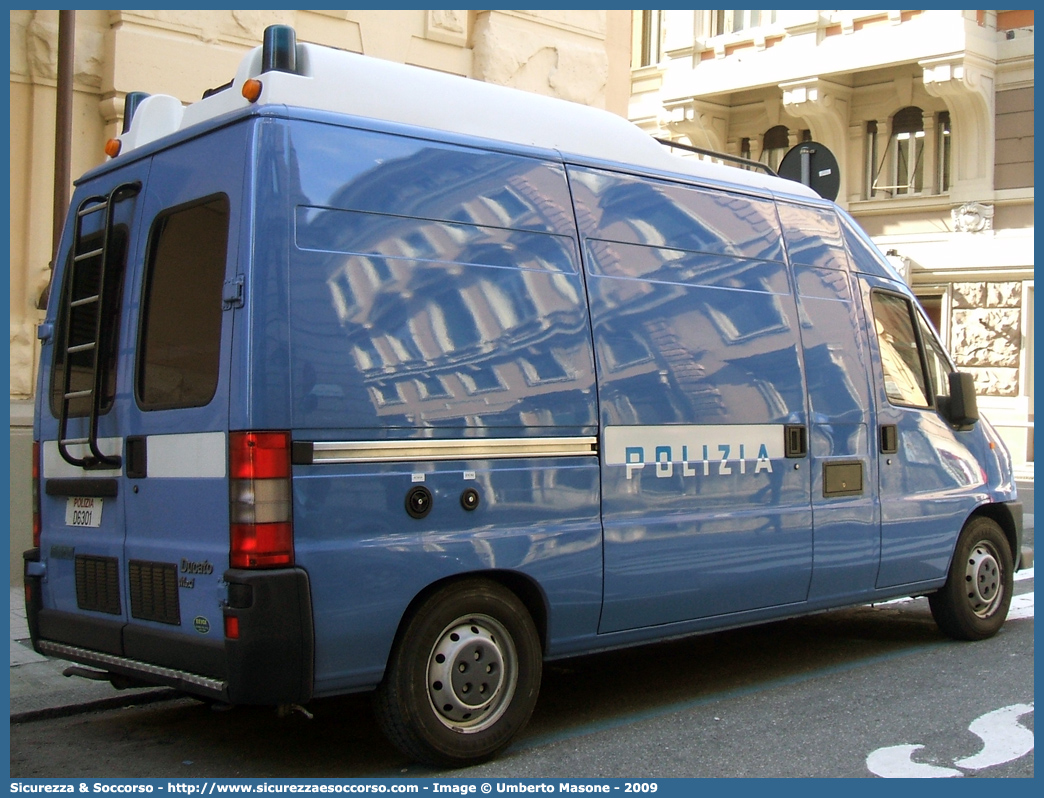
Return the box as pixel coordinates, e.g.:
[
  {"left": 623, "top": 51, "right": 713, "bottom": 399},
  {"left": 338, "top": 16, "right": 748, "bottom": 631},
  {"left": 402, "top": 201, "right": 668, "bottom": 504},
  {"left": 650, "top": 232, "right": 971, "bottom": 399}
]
[
  {"left": 629, "top": 9, "right": 1033, "bottom": 475},
  {"left": 7, "top": 9, "right": 631, "bottom": 583}
]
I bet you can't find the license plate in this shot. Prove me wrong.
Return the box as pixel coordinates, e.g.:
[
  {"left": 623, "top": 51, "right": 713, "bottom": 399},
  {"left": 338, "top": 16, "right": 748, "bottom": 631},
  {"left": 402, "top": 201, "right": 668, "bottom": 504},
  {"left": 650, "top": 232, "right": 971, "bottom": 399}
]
[{"left": 66, "top": 497, "right": 103, "bottom": 527}]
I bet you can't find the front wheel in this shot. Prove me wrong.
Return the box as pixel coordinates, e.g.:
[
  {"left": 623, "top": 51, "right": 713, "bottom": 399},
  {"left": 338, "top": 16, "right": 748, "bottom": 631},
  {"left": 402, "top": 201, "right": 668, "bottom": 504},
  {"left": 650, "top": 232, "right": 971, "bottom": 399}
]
[
  {"left": 929, "top": 516, "right": 1013, "bottom": 641},
  {"left": 374, "top": 579, "right": 542, "bottom": 768}
]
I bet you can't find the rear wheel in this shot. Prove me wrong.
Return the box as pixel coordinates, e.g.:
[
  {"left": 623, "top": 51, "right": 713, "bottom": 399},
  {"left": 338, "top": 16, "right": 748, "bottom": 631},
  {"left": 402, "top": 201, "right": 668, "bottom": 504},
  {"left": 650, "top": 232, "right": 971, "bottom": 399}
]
[
  {"left": 929, "top": 516, "right": 1013, "bottom": 641},
  {"left": 374, "top": 579, "right": 542, "bottom": 767}
]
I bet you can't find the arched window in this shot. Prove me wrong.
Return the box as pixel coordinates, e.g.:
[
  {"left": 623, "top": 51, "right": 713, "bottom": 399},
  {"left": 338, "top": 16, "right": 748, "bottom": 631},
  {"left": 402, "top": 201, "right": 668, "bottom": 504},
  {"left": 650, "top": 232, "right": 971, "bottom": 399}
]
[
  {"left": 760, "top": 125, "right": 789, "bottom": 172},
  {"left": 866, "top": 108, "right": 951, "bottom": 198},
  {"left": 891, "top": 106, "right": 925, "bottom": 195}
]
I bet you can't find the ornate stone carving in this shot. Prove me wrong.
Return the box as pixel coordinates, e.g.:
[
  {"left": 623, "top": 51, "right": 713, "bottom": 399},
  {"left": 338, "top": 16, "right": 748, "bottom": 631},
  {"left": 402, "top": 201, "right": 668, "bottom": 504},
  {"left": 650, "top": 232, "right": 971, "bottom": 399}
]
[
  {"left": 966, "top": 368, "right": 1020, "bottom": 398},
  {"left": 987, "top": 281, "right": 1021, "bottom": 308},
  {"left": 951, "top": 202, "right": 994, "bottom": 233},
  {"left": 949, "top": 281, "right": 1024, "bottom": 395},
  {"left": 951, "top": 308, "right": 1021, "bottom": 368},
  {"left": 951, "top": 282, "right": 985, "bottom": 308},
  {"left": 426, "top": 10, "right": 468, "bottom": 46}
]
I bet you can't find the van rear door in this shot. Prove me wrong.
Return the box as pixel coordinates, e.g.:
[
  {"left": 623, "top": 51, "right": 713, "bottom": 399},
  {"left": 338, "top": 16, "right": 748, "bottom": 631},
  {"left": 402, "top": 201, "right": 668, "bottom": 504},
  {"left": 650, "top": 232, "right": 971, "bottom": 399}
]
[
  {"left": 37, "top": 164, "right": 148, "bottom": 652},
  {"left": 119, "top": 129, "right": 245, "bottom": 677}
]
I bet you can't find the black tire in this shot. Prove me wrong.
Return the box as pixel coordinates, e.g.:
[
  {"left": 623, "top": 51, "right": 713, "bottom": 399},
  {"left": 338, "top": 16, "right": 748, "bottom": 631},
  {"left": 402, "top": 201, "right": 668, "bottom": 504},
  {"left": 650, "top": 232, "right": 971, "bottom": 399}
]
[
  {"left": 374, "top": 579, "right": 542, "bottom": 768},
  {"left": 929, "top": 516, "right": 1013, "bottom": 641}
]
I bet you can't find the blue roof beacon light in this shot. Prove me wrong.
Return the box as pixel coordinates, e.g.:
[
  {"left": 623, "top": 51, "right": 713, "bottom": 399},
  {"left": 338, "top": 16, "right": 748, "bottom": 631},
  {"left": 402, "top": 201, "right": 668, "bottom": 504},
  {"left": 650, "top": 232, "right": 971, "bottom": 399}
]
[
  {"left": 262, "top": 25, "right": 298, "bottom": 74},
  {"left": 121, "top": 91, "right": 151, "bottom": 133}
]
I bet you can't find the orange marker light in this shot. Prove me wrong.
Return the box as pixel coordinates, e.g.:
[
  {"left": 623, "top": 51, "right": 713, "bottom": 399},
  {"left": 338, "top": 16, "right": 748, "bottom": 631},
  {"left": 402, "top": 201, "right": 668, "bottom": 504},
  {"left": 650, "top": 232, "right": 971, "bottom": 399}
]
[
  {"left": 104, "top": 138, "right": 122, "bottom": 158},
  {"left": 242, "top": 79, "right": 263, "bottom": 103}
]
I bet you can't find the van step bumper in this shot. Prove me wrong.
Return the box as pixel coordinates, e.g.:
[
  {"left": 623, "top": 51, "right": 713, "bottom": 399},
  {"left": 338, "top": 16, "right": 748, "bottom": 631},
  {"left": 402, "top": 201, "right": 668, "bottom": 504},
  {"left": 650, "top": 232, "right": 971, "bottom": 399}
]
[
  {"left": 25, "top": 551, "right": 314, "bottom": 706},
  {"left": 37, "top": 640, "right": 228, "bottom": 701}
]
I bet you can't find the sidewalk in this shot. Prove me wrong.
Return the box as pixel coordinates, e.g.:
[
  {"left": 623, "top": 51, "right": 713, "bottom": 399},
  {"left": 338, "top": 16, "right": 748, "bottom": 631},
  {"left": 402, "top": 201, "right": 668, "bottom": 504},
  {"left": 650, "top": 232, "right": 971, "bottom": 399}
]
[
  {"left": 9, "top": 587, "right": 177, "bottom": 721},
  {"left": 9, "top": 502, "right": 1034, "bottom": 722}
]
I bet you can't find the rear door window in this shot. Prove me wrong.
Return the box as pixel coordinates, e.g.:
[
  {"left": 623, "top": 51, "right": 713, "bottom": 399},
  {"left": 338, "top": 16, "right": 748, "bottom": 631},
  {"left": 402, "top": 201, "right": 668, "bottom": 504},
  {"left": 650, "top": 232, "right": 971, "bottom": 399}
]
[{"left": 136, "top": 195, "right": 230, "bottom": 410}]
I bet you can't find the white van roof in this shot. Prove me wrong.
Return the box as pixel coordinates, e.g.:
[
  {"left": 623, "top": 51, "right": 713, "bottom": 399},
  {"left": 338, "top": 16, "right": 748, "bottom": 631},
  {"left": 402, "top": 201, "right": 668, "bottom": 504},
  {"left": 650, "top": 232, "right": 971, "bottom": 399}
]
[{"left": 117, "top": 37, "right": 818, "bottom": 200}]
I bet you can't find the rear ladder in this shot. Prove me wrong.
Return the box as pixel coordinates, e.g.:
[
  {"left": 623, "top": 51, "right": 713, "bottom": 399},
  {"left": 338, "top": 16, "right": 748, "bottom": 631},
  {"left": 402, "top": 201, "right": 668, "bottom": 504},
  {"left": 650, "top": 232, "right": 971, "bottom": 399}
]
[{"left": 56, "top": 181, "right": 140, "bottom": 469}]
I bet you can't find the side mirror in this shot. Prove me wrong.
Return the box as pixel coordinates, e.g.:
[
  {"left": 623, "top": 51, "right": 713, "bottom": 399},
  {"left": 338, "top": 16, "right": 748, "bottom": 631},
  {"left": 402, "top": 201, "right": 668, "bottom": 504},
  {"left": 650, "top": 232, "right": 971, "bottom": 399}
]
[{"left": 938, "top": 372, "right": 979, "bottom": 430}]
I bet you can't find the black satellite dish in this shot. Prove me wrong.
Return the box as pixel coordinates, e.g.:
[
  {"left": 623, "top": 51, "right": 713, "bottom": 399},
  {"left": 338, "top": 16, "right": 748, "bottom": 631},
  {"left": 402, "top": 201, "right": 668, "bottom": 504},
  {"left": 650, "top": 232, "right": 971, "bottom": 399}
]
[{"left": 777, "top": 141, "right": 840, "bottom": 201}]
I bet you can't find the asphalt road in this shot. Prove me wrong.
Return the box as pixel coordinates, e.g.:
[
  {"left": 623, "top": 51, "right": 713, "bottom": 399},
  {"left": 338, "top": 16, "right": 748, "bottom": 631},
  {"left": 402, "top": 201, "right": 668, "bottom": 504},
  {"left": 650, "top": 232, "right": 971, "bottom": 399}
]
[{"left": 10, "top": 571, "right": 1033, "bottom": 780}]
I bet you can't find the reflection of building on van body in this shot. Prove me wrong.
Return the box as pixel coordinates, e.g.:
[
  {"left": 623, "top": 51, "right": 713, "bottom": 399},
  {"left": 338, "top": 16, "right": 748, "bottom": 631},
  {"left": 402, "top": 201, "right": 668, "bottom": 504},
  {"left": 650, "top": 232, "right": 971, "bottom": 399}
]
[
  {"left": 294, "top": 139, "right": 596, "bottom": 431},
  {"left": 628, "top": 10, "right": 1034, "bottom": 475},
  {"left": 26, "top": 27, "right": 1023, "bottom": 769}
]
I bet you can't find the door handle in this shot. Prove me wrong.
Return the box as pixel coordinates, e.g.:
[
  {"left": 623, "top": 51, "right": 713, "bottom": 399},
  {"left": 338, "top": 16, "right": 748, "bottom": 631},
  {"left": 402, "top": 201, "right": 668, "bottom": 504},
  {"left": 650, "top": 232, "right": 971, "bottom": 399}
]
[
  {"left": 880, "top": 425, "right": 899, "bottom": 455},
  {"left": 126, "top": 435, "right": 147, "bottom": 479},
  {"left": 784, "top": 425, "right": 807, "bottom": 458}
]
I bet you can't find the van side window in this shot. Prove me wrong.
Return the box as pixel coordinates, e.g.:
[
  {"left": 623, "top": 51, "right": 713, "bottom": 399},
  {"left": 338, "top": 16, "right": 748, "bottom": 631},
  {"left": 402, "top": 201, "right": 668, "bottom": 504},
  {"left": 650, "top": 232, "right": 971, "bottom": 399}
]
[
  {"left": 49, "top": 228, "right": 129, "bottom": 418},
  {"left": 870, "top": 292, "right": 930, "bottom": 407},
  {"left": 137, "top": 196, "right": 229, "bottom": 410},
  {"left": 918, "top": 313, "right": 952, "bottom": 404}
]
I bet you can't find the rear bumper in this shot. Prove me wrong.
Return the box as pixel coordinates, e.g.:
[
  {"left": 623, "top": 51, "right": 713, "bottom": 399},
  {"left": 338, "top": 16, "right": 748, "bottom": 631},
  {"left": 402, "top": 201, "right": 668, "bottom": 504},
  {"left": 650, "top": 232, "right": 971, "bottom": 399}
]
[
  {"left": 223, "top": 566, "right": 315, "bottom": 704},
  {"left": 23, "top": 552, "right": 314, "bottom": 705}
]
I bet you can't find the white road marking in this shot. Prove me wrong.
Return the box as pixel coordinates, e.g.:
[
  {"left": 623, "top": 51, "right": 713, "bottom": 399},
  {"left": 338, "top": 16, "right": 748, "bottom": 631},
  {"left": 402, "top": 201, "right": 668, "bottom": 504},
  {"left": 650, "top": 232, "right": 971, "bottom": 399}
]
[
  {"left": 866, "top": 745, "right": 962, "bottom": 778},
  {"left": 867, "top": 704, "right": 1035, "bottom": 777},
  {"left": 1007, "top": 592, "right": 1034, "bottom": 621},
  {"left": 954, "top": 703, "right": 1035, "bottom": 770}
]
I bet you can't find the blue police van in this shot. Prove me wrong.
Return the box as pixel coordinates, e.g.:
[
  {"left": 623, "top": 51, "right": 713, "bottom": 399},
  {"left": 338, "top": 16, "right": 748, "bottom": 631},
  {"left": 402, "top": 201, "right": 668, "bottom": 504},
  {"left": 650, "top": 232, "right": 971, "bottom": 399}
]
[{"left": 26, "top": 26, "right": 1022, "bottom": 767}]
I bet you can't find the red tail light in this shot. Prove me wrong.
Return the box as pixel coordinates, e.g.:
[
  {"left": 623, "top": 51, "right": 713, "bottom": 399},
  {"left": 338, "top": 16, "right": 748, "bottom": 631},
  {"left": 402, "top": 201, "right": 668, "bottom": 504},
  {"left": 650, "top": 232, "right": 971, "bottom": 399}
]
[
  {"left": 32, "top": 441, "right": 41, "bottom": 548},
  {"left": 229, "top": 431, "right": 293, "bottom": 568}
]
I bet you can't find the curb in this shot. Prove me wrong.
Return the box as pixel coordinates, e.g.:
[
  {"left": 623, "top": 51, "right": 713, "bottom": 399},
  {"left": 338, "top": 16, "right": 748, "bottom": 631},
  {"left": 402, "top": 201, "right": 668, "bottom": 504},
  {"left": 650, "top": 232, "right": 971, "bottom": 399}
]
[{"left": 10, "top": 688, "right": 181, "bottom": 724}]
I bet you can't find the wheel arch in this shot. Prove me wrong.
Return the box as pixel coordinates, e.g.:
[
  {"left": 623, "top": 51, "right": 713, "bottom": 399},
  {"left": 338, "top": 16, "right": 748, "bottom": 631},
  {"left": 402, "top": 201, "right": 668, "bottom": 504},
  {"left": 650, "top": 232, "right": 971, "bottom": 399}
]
[
  {"left": 970, "top": 502, "right": 1020, "bottom": 568},
  {"left": 385, "top": 570, "right": 549, "bottom": 675}
]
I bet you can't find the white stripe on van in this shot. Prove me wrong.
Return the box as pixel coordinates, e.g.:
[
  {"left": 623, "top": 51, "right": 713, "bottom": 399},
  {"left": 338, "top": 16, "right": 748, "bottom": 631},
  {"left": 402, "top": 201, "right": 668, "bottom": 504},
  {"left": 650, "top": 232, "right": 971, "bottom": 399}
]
[
  {"left": 43, "top": 438, "right": 123, "bottom": 478},
  {"left": 146, "top": 432, "right": 226, "bottom": 478},
  {"left": 43, "top": 433, "right": 227, "bottom": 479},
  {"left": 603, "top": 424, "right": 786, "bottom": 479},
  {"left": 310, "top": 437, "right": 598, "bottom": 464}
]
